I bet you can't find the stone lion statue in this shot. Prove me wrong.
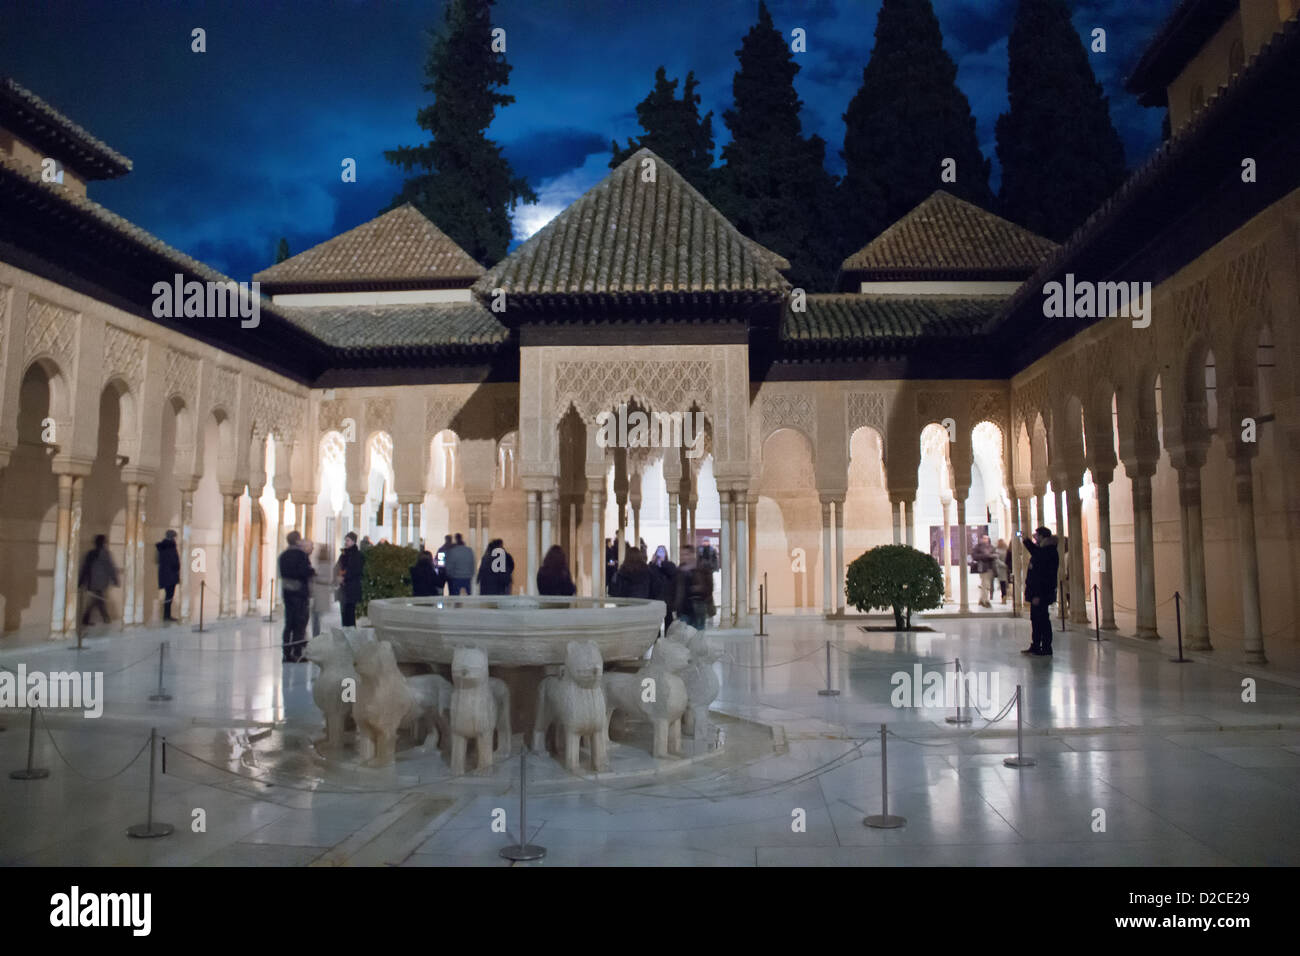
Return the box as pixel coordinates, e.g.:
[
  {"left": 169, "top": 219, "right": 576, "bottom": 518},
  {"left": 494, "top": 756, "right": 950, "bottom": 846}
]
[
  {"left": 533, "top": 640, "right": 608, "bottom": 773},
  {"left": 665, "top": 620, "right": 698, "bottom": 645},
  {"left": 603, "top": 638, "right": 689, "bottom": 758},
  {"left": 680, "top": 630, "right": 721, "bottom": 739},
  {"left": 403, "top": 673, "right": 452, "bottom": 750},
  {"left": 353, "top": 640, "right": 413, "bottom": 768},
  {"left": 305, "top": 629, "right": 356, "bottom": 751},
  {"left": 449, "top": 646, "right": 511, "bottom": 775}
]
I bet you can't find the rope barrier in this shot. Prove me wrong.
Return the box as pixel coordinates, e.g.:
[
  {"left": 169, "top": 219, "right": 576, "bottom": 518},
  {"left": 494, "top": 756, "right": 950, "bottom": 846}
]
[{"left": 36, "top": 708, "right": 152, "bottom": 782}]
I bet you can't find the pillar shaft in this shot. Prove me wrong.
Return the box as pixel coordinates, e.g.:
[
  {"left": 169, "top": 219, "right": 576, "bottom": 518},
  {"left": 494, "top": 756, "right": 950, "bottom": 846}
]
[
  {"left": 526, "top": 494, "right": 539, "bottom": 596},
  {"left": 180, "top": 490, "right": 194, "bottom": 622},
  {"left": 891, "top": 499, "right": 902, "bottom": 545},
  {"left": 735, "top": 490, "right": 749, "bottom": 626},
  {"left": 134, "top": 484, "right": 148, "bottom": 625},
  {"left": 667, "top": 492, "right": 679, "bottom": 564},
  {"left": 123, "top": 483, "right": 140, "bottom": 626},
  {"left": 1131, "top": 474, "right": 1159, "bottom": 638},
  {"left": 956, "top": 498, "right": 969, "bottom": 612},
  {"left": 719, "top": 490, "right": 732, "bottom": 625},
  {"left": 1177, "top": 468, "right": 1210, "bottom": 650},
  {"left": 1095, "top": 479, "right": 1116, "bottom": 629},
  {"left": 748, "top": 497, "right": 758, "bottom": 613},
  {"left": 940, "top": 497, "right": 951, "bottom": 601},
  {"left": 541, "top": 490, "right": 555, "bottom": 554},
  {"left": 1233, "top": 457, "right": 1266, "bottom": 663},
  {"left": 904, "top": 498, "right": 914, "bottom": 548},
  {"left": 1066, "top": 480, "right": 1088, "bottom": 624},
  {"left": 833, "top": 498, "right": 845, "bottom": 614},
  {"left": 590, "top": 490, "right": 604, "bottom": 598},
  {"left": 50, "top": 474, "right": 73, "bottom": 636},
  {"left": 219, "top": 493, "right": 237, "bottom": 617},
  {"left": 820, "top": 500, "right": 832, "bottom": 616},
  {"left": 246, "top": 503, "right": 262, "bottom": 616}
]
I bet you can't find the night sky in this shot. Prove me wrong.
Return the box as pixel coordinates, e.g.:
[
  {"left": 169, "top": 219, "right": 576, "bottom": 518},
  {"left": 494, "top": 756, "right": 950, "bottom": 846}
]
[{"left": 2, "top": 0, "right": 1179, "bottom": 284}]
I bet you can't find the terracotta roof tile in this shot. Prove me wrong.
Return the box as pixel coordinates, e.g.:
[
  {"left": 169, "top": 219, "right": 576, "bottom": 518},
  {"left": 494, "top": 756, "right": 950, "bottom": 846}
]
[
  {"left": 277, "top": 302, "right": 506, "bottom": 356},
  {"left": 254, "top": 205, "right": 485, "bottom": 288},
  {"left": 783, "top": 293, "right": 1002, "bottom": 352},
  {"left": 474, "top": 148, "right": 790, "bottom": 302},
  {"left": 0, "top": 76, "right": 132, "bottom": 180},
  {"left": 839, "top": 190, "right": 1057, "bottom": 281}
]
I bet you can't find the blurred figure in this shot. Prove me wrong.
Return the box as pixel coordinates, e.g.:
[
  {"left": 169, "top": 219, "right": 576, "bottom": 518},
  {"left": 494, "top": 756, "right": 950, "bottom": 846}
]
[
  {"left": 537, "top": 545, "right": 577, "bottom": 596},
  {"left": 605, "top": 537, "right": 619, "bottom": 591},
  {"left": 279, "top": 531, "right": 314, "bottom": 663},
  {"left": 444, "top": 533, "right": 475, "bottom": 595},
  {"left": 410, "top": 549, "right": 439, "bottom": 597},
  {"left": 337, "top": 532, "right": 364, "bottom": 626},
  {"left": 79, "top": 534, "right": 119, "bottom": 626},
  {"left": 310, "top": 543, "right": 334, "bottom": 636},
  {"left": 1021, "top": 527, "right": 1060, "bottom": 656},
  {"left": 973, "top": 534, "right": 995, "bottom": 607},
  {"left": 650, "top": 544, "right": 677, "bottom": 628},
  {"left": 156, "top": 529, "right": 180, "bottom": 623},
  {"left": 477, "top": 538, "right": 515, "bottom": 595},
  {"left": 674, "top": 545, "right": 713, "bottom": 629},
  {"left": 611, "top": 546, "right": 667, "bottom": 606},
  {"left": 994, "top": 538, "right": 1009, "bottom": 604}
]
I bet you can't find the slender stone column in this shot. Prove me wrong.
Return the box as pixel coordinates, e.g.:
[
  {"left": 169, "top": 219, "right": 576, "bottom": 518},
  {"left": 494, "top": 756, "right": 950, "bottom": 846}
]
[
  {"left": 904, "top": 498, "right": 914, "bottom": 548},
  {"left": 1093, "top": 472, "right": 1117, "bottom": 629},
  {"left": 350, "top": 495, "right": 365, "bottom": 538},
  {"left": 589, "top": 488, "right": 605, "bottom": 598},
  {"left": 1009, "top": 496, "right": 1023, "bottom": 616},
  {"left": 179, "top": 487, "right": 194, "bottom": 622},
  {"left": 1232, "top": 455, "right": 1266, "bottom": 663},
  {"left": 219, "top": 493, "right": 238, "bottom": 618},
  {"left": 890, "top": 497, "right": 902, "bottom": 544},
  {"left": 1131, "top": 472, "right": 1159, "bottom": 638},
  {"left": 722, "top": 489, "right": 733, "bottom": 624},
  {"left": 412, "top": 501, "right": 421, "bottom": 548},
  {"left": 541, "top": 490, "right": 555, "bottom": 554},
  {"left": 735, "top": 490, "right": 749, "bottom": 625},
  {"left": 299, "top": 501, "right": 314, "bottom": 545},
  {"left": 526, "top": 493, "right": 539, "bottom": 596},
  {"left": 272, "top": 495, "right": 286, "bottom": 611},
  {"left": 748, "top": 496, "right": 758, "bottom": 613},
  {"left": 820, "top": 499, "right": 832, "bottom": 616},
  {"left": 1177, "top": 467, "right": 1211, "bottom": 650},
  {"left": 50, "top": 473, "right": 73, "bottom": 636},
  {"left": 480, "top": 504, "right": 491, "bottom": 555},
  {"left": 667, "top": 491, "right": 679, "bottom": 563},
  {"left": 955, "top": 496, "right": 969, "bottom": 611},
  {"left": 123, "top": 483, "right": 140, "bottom": 626},
  {"left": 1066, "top": 475, "right": 1088, "bottom": 624},
  {"left": 1053, "top": 489, "right": 1065, "bottom": 537},
  {"left": 134, "top": 484, "right": 149, "bottom": 625},
  {"left": 833, "top": 498, "right": 845, "bottom": 614},
  {"left": 63, "top": 476, "right": 84, "bottom": 634},
  {"left": 246, "top": 503, "right": 262, "bottom": 616},
  {"left": 1014, "top": 494, "right": 1032, "bottom": 617}
]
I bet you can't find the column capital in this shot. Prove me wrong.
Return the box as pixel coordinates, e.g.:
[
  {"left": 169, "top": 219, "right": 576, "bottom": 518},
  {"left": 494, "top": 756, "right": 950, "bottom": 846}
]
[
  {"left": 222, "top": 482, "right": 249, "bottom": 498},
  {"left": 120, "top": 466, "right": 157, "bottom": 487},
  {"left": 50, "top": 455, "right": 94, "bottom": 478}
]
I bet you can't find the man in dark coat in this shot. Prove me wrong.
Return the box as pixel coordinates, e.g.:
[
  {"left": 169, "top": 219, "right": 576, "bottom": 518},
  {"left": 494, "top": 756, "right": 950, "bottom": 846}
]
[
  {"left": 476, "top": 538, "right": 515, "bottom": 595},
  {"left": 1020, "top": 526, "right": 1060, "bottom": 656},
  {"left": 79, "top": 534, "right": 119, "bottom": 626},
  {"left": 337, "top": 531, "right": 365, "bottom": 627},
  {"left": 433, "top": 534, "right": 453, "bottom": 594},
  {"left": 410, "top": 550, "right": 440, "bottom": 597},
  {"left": 279, "top": 531, "right": 314, "bottom": 662},
  {"left": 156, "top": 530, "right": 181, "bottom": 623}
]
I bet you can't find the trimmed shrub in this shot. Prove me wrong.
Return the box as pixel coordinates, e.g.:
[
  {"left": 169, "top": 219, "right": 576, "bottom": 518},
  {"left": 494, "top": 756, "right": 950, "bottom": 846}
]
[
  {"left": 358, "top": 542, "right": 418, "bottom": 617},
  {"left": 845, "top": 545, "right": 943, "bottom": 629}
]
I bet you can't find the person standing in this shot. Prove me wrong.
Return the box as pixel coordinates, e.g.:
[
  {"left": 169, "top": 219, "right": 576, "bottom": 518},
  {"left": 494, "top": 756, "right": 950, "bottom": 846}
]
[
  {"left": 477, "top": 538, "right": 515, "bottom": 595},
  {"left": 410, "top": 550, "right": 439, "bottom": 597},
  {"left": 651, "top": 545, "right": 677, "bottom": 628},
  {"left": 337, "top": 532, "right": 364, "bottom": 627},
  {"left": 1020, "top": 527, "right": 1060, "bottom": 656},
  {"left": 156, "top": 529, "right": 181, "bottom": 623},
  {"left": 278, "top": 531, "right": 314, "bottom": 662},
  {"left": 79, "top": 534, "right": 119, "bottom": 626},
  {"left": 674, "top": 545, "right": 713, "bottom": 629},
  {"left": 610, "top": 546, "right": 654, "bottom": 599},
  {"left": 973, "top": 534, "right": 995, "bottom": 608},
  {"left": 310, "top": 542, "right": 335, "bottom": 636},
  {"left": 537, "top": 545, "right": 577, "bottom": 596},
  {"left": 444, "top": 533, "right": 475, "bottom": 596}
]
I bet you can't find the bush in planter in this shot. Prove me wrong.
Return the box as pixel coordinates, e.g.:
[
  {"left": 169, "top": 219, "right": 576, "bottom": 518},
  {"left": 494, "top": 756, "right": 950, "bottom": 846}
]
[
  {"left": 358, "top": 542, "right": 419, "bottom": 618},
  {"left": 845, "top": 545, "right": 943, "bottom": 629}
]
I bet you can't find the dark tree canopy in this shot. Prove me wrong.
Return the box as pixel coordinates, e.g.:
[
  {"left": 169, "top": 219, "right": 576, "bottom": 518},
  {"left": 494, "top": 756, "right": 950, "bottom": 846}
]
[
  {"left": 840, "top": 0, "right": 993, "bottom": 249},
  {"left": 996, "top": 0, "right": 1127, "bottom": 242},
  {"left": 713, "top": 1, "right": 840, "bottom": 292},
  {"left": 384, "top": 0, "right": 535, "bottom": 266},
  {"left": 611, "top": 67, "right": 715, "bottom": 194}
]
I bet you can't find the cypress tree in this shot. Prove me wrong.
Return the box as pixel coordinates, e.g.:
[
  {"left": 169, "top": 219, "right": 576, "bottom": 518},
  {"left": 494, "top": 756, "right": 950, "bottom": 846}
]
[
  {"left": 385, "top": 0, "right": 535, "bottom": 266},
  {"left": 841, "top": 0, "right": 992, "bottom": 245},
  {"left": 274, "top": 237, "right": 290, "bottom": 264},
  {"left": 715, "top": 1, "right": 840, "bottom": 291},
  {"left": 996, "top": 0, "right": 1127, "bottom": 241},
  {"left": 611, "top": 67, "right": 715, "bottom": 194}
]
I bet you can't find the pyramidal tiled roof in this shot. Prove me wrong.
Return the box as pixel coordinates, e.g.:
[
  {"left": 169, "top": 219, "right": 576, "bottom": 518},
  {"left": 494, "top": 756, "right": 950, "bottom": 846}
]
[
  {"left": 474, "top": 148, "right": 791, "bottom": 304},
  {"left": 254, "top": 205, "right": 485, "bottom": 289},
  {"left": 840, "top": 190, "right": 1057, "bottom": 282}
]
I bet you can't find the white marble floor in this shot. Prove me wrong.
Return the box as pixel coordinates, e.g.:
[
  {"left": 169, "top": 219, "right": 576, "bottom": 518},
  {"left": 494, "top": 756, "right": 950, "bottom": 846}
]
[{"left": 1, "top": 610, "right": 1297, "bottom": 866}]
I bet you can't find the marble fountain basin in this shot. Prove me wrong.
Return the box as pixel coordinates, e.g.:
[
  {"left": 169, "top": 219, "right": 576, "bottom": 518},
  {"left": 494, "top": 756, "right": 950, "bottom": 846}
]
[{"left": 366, "top": 595, "right": 666, "bottom": 667}]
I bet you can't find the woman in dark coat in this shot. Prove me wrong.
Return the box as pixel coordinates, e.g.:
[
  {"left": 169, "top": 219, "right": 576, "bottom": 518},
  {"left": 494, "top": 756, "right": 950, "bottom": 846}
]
[
  {"left": 610, "top": 547, "right": 655, "bottom": 599},
  {"left": 410, "top": 550, "right": 439, "bottom": 597},
  {"left": 537, "top": 545, "right": 577, "bottom": 597},
  {"left": 336, "top": 532, "right": 365, "bottom": 626},
  {"left": 156, "top": 530, "right": 181, "bottom": 622},
  {"left": 477, "top": 538, "right": 515, "bottom": 595}
]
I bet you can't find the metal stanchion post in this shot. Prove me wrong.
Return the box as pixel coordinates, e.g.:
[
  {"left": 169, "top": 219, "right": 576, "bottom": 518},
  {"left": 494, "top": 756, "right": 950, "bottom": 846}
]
[
  {"left": 500, "top": 750, "right": 545, "bottom": 861},
  {"left": 1170, "top": 591, "right": 1191, "bottom": 663},
  {"left": 755, "top": 583, "right": 768, "bottom": 636},
  {"left": 817, "top": 639, "right": 840, "bottom": 696},
  {"left": 864, "top": 724, "right": 905, "bottom": 828},
  {"left": 148, "top": 642, "right": 172, "bottom": 702},
  {"left": 126, "top": 728, "right": 174, "bottom": 838},
  {"left": 264, "top": 578, "right": 276, "bottom": 623},
  {"left": 1003, "top": 685, "right": 1036, "bottom": 768},
  {"left": 9, "top": 706, "right": 50, "bottom": 780},
  {"left": 1092, "top": 584, "right": 1104, "bottom": 643},
  {"left": 945, "top": 658, "right": 971, "bottom": 724},
  {"left": 193, "top": 580, "right": 206, "bottom": 633}
]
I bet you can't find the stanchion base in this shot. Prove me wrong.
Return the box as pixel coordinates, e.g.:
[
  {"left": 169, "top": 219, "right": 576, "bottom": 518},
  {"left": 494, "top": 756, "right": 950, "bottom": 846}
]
[
  {"left": 499, "top": 844, "right": 546, "bottom": 862},
  {"left": 863, "top": 814, "right": 906, "bottom": 829},
  {"left": 817, "top": 689, "right": 841, "bottom": 696},
  {"left": 126, "top": 822, "right": 174, "bottom": 839},
  {"left": 192, "top": 626, "right": 205, "bottom": 633},
  {"left": 944, "top": 715, "right": 972, "bottom": 724},
  {"left": 754, "top": 630, "right": 768, "bottom": 637},
  {"left": 148, "top": 693, "right": 173, "bottom": 702},
  {"left": 10, "top": 768, "right": 50, "bottom": 780},
  {"left": 1002, "top": 757, "right": 1037, "bottom": 768},
  {"left": 1169, "top": 657, "right": 1193, "bottom": 664}
]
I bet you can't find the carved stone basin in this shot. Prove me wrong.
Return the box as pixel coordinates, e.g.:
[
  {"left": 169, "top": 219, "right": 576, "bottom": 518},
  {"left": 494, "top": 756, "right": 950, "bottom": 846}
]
[
  {"left": 367, "top": 596, "right": 667, "bottom": 748},
  {"left": 367, "top": 595, "right": 666, "bottom": 667}
]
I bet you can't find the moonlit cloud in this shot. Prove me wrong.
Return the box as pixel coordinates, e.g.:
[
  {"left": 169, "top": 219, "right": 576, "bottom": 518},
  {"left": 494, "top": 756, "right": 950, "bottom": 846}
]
[{"left": 512, "top": 151, "right": 611, "bottom": 240}]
